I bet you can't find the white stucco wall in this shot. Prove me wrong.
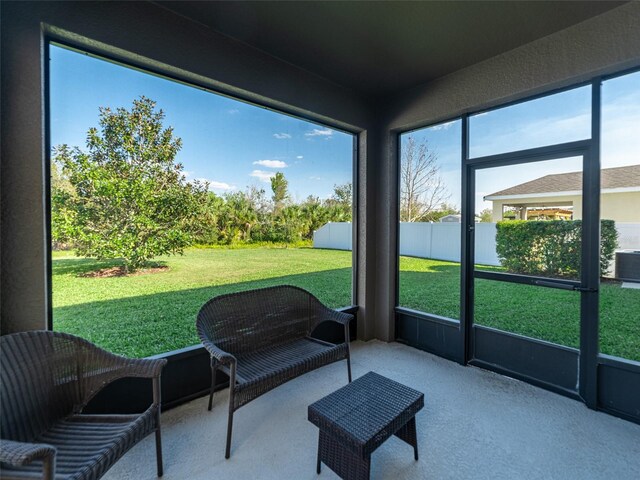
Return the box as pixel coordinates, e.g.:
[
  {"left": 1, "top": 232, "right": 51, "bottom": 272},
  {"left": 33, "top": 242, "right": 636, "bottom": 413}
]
[
  {"left": 601, "top": 191, "right": 640, "bottom": 222},
  {"left": 491, "top": 191, "right": 640, "bottom": 223}
]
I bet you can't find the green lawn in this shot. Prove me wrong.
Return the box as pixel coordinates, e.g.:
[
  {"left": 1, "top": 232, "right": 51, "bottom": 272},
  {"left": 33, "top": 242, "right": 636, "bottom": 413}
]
[
  {"left": 52, "top": 247, "right": 352, "bottom": 357},
  {"left": 399, "top": 256, "right": 639, "bottom": 361},
  {"left": 53, "top": 248, "right": 639, "bottom": 361}
]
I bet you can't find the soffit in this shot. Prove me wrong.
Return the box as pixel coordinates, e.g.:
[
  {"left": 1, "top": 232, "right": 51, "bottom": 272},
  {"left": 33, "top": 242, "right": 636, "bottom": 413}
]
[{"left": 155, "top": 1, "right": 625, "bottom": 96}]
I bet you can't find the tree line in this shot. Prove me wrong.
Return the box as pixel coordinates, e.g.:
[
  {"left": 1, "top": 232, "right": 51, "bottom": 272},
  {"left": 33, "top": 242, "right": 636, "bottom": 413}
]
[
  {"left": 51, "top": 97, "right": 351, "bottom": 272},
  {"left": 192, "top": 179, "right": 352, "bottom": 246}
]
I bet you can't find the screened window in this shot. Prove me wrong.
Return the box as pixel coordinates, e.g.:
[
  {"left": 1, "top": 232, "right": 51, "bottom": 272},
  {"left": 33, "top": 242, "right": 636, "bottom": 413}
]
[
  {"left": 49, "top": 44, "right": 355, "bottom": 357},
  {"left": 599, "top": 70, "right": 640, "bottom": 362},
  {"left": 398, "top": 120, "right": 462, "bottom": 320},
  {"left": 469, "top": 86, "right": 591, "bottom": 158}
]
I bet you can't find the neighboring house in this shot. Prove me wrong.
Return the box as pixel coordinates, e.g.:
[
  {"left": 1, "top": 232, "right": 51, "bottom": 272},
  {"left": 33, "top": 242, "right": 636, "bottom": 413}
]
[
  {"left": 484, "top": 164, "right": 640, "bottom": 222},
  {"left": 440, "top": 214, "right": 461, "bottom": 223},
  {"left": 439, "top": 214, "right": 483, "bottom": 223}
]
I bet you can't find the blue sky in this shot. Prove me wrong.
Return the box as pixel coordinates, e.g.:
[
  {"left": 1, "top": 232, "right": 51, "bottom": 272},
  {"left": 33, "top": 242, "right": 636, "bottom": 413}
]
[
  {"left": 51, "top": 44, "right": 638, "bottom": 212},
  {"left": 50, "top": 45, "right": 354, "bottom": 202},
  {"left": 402, "top": 70, "right": 639, "bottom": 213}
]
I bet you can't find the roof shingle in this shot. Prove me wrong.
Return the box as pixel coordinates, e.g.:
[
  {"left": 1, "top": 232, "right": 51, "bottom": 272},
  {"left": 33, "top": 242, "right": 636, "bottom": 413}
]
[{"left": 486, "top": 164, "right": 640, "bottom": 197}]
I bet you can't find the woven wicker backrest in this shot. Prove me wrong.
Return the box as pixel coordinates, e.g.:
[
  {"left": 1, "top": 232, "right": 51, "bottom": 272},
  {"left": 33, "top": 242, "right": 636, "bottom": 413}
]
[
  {"left": 0, "top": 331, "right": 135, "bottom": 442},
  {"left": 1, "top": 331, "right": 83, "bottom": 441},
  {"left": 197, "top": 285, "right": 328, "bottom": 354}
]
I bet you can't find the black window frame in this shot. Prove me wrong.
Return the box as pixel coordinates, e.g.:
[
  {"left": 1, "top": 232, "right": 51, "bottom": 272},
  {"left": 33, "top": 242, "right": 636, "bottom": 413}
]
[{"left": 44, "top": 38, "right": 360, "bottom": 336}]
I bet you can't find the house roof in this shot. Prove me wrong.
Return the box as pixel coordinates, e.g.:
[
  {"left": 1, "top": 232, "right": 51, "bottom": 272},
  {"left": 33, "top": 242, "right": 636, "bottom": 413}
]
[{"left": 485, "top": 165, "right": 640, "bottom": 199}]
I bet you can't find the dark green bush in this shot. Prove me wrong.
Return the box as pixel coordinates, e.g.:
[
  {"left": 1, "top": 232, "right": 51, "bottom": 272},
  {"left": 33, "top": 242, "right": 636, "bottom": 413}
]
[{"left": 495, "top": 220, "right": 618, "bottom": 278}]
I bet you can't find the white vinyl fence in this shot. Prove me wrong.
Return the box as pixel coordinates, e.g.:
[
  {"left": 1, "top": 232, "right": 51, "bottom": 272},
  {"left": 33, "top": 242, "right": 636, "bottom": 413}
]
[
  {"left": 313, "top": 222, "right": 499, "bottom": 266},
  {"left": 313, "top": 222, "right": 640, "bottom": 266},
  {"left": 398, "top": 222, "right": 500, "bottom": 265},
  {"left": 312, "top": 222, "right": 352, "bottom": 251}
]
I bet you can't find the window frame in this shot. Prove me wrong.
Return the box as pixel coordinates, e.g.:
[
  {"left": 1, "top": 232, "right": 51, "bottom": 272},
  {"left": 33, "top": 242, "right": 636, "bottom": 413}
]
[{"left": 45, "top": 39, "right": 360, "bottom": 337}]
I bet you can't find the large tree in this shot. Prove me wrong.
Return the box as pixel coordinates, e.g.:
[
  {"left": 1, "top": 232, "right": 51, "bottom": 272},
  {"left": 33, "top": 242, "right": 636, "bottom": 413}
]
[
  {"left": 400, "top": 136, "right": 449, "bottom": 222},
  {"left": 53, "top": 96, "right": 207, "bottom": 272}
]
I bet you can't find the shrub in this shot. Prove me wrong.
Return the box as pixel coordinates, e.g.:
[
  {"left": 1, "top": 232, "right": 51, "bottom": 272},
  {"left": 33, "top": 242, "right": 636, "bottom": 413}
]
[
  {"left": 599, "top": 220, "right": 618, "bottom": 273},
  {"left": 495, "top": 220, "right": 618, "bottom": 278}
]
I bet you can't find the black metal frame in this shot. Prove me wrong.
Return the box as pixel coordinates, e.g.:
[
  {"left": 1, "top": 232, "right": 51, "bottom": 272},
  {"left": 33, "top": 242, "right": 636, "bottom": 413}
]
[
  {"left": 466, "top": 142, "right": 594, "bottom": 396},
  {"left": 581, "top": 79, "right": 602, "bottom": 408},
  {"left": 44, "top": 40, "right": 54, "bottom": 331},
  {"left": 460, "top": 116, "right": 473, "bottom": 364},
  {"left": 394, "top": 119, "right": 465, "bottom": 339},
  {"left": 352, "top": 135, "right": 360, "bottom": 308},
  {"left": 395, "top": 68, "right": 640, "bottom": 425}
]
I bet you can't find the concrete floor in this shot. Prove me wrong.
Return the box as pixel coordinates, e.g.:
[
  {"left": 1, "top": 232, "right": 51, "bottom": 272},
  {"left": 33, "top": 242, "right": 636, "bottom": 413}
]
[{"left": 105, "top": 341, "right": 640, "bottom": 480}]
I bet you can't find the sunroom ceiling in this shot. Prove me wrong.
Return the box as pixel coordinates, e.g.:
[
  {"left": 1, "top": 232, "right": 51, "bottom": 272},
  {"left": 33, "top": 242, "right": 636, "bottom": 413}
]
[{"left": 154, "top": 0, "right": 625, "bottom": 97}]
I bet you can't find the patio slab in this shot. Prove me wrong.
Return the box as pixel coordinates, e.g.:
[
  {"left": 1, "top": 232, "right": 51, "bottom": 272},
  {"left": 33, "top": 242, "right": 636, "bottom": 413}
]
[{"left": 104, "top": 340, "right": 640, "bottom": 480}]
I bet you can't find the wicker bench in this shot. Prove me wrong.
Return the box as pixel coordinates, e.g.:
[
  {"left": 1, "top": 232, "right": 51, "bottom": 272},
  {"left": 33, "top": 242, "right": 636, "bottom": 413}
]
[
  {"left": 196, "top": 285, "right": 353, "bottom": 458},
  {"left": 0, "top": 331, "right": 167, "bottom": 480}
]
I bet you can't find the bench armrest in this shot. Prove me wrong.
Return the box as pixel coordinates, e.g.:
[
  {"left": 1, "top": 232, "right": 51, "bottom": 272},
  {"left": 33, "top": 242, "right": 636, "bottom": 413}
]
[
  {"left": 201, "top": 339, "right": 237, "bottom": 367},
  {"left": 0, "top": 439, "right": 56, "bottom": 479},
  {"left": 310, "top": 307, "right": 353, "bottom": 344},
  {"left": 323, "top": 308, "right": 354, "bottom": 327}
]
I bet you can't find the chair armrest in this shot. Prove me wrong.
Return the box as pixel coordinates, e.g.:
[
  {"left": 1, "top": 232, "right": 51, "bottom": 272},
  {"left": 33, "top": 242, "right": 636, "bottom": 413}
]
[
  {"left": 76, "top": 349, "right": 168, "bottom": 411},
  {"left": 201, "top": 339, "right": 236, "bottom": 367},
  {"left": 86, "top": 346, "right": 167, "bottom": 379},
  {"left": 107, "top": 355, "right": 167, "bottom": 379},
  {"left": 0, "top": 439, "right": 55, "bottom": 467}
]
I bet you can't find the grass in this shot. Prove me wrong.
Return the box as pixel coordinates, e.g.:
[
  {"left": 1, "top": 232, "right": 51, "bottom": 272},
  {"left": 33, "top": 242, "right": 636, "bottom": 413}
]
[
  {"left": 53, "top": 248, "right": 639, "bottom": 361},
  {"left": 399, "top": 256, "right": 639, "bottom": 361},
  {"left": 52, "top": 247, "right": 352, "bottom": 357}
]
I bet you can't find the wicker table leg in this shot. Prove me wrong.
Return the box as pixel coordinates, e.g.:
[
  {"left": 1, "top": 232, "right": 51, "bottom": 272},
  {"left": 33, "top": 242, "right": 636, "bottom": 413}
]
[
  {"left": 317, "top": 430, "right": 370, "bottom": 480},
  {"left": 394, "top": 416, "right": 419, "bottom": 460},
  {"left": 317, "top": 431, "right": 322, "bottom": 474}
]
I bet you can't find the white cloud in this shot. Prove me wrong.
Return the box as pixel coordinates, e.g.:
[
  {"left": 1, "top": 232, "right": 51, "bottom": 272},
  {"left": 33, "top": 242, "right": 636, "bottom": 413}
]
[
  {"left": 309, "top": 176, "right": 323, "bottom": 180},
  {"left": 431, "top": 121, "right": 456, "bottom": 131},
  {"left": 196, "top": 178, "right": 236, "bottom": 191},
  {"left": 209, "top": 181, "right": 236, "bottom": 191},
  {"left": 227, "top": 109, "right": 239, "bottom": 115},
  {"left": 305, "top": 128, "right": 333, "bottom": 137},
  {"left": 273, "top": 133, "right": 292, "bottom": 139},
  {"left": 253, "top": 160, "right": 288, "bottom": 168},
  {"left": 250, "top": 170, "right": 276, "bottom": 183},
  {"left": 296, "top": 155, "right": 304, "bottom": 159}
]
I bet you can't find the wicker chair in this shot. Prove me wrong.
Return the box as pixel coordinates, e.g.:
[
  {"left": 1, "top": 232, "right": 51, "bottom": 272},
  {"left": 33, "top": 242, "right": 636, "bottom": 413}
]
[
  {"left": 0, "top": 331, "right": 167, "bottom": 480},
  {"left": 196, "top": 285, "right": 353, "bottom": 459}
]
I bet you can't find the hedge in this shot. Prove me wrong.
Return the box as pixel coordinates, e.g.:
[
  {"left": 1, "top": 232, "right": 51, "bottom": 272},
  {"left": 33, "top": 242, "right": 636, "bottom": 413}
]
[{"left": 495, "top": 220, "right": 618, "bottom": 278}]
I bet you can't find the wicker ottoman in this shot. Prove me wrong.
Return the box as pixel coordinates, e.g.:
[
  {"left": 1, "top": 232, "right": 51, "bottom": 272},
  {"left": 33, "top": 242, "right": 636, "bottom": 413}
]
[{"left": 308, "top": 371, "right": 424, "bottom": 480}]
